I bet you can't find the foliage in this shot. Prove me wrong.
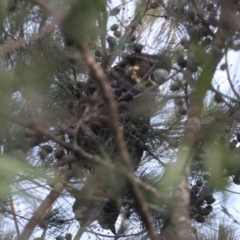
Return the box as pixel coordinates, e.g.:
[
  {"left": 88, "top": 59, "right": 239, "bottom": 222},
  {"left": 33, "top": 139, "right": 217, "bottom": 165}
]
[{"left": 0, "top": 0, "right": 240, "bottom": 239}]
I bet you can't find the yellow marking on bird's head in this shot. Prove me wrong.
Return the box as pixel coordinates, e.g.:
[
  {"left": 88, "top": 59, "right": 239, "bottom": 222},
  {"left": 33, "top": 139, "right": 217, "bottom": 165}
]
[{"left": 127, "top": 65, "right": 156, "bottom": 86}]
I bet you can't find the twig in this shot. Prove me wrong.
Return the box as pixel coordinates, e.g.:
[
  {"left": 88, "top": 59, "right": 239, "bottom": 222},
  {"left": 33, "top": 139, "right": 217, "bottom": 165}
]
[
  {"left": 19, "top": 170, "right": 72, "bottom": 240},
  {"left": 146, "top": 148, "right": 166, "bottom": 167},
  {"left": 145, "top": 14, "right": 169, "bottom": 18},
  {"left": 0, "top": 108, "right": 162, "bottom": 201},
  {"left": 107, "top": 2, "right": 149, "bottom": 67},
  {"left": 0, "top": 18, "right": 58, "bottom": 57}
]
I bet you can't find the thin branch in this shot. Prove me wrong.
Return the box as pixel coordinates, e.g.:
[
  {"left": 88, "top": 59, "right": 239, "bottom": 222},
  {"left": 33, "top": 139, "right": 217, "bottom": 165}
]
[
  {"left": 145, "top": 14, "right": 169, "bottom": 18},
  {"left": 0, "top": 108, "right": 163, "bottom": 201},
  {"left": 0, "top": 18, "right": 58, "bottom": 57},
  {"left": 19, "top": 170, "right": 72, "bottom": 240}
]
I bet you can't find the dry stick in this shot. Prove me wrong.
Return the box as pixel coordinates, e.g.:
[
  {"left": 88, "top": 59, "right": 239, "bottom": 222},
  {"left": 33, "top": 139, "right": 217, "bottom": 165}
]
[
  {"left": 19, "top": 171, "right": 72, "bottom": 240},
  {"left": 81, "top": 46, "right": 158, "bottom": 240}
]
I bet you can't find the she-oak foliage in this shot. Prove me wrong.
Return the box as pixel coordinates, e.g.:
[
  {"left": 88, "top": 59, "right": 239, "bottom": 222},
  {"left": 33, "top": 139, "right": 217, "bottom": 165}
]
[{"left": 0, "top": 0, "right": 240, "bottom": 239}]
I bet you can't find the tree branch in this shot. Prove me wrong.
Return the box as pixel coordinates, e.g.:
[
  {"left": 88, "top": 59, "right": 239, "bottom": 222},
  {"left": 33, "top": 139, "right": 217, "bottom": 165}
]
[
  {"left": 19, "top": 171, "right": 72, "bottom": 240},
  {"left": 80, "top": 46, "right": 159, "bottom": 240}
]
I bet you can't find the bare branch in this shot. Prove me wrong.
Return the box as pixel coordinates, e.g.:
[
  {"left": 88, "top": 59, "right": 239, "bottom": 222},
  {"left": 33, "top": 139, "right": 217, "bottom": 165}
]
[{"left": 19, "top": 171, "right": 72, "bottom": 240}]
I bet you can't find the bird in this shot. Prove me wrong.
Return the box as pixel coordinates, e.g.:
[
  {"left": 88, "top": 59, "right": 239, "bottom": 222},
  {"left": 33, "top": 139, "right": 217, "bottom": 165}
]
[
  {"left": 123, "top": 52, "right": 171, "bottom": 87},
  {"left": 124, "top": 57, "right": 155, "bottom": 87},
  {"left": 97, "top": 200, "right": 119, "bottom": 234},
  {"left": 72, "top": 47, "right": 172, "bottom": 235}
]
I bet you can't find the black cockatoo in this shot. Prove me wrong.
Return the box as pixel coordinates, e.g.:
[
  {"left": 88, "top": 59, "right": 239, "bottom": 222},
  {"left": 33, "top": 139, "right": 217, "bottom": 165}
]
[{"left": 72, "top": 46, "right": 172, "bottom": 234}]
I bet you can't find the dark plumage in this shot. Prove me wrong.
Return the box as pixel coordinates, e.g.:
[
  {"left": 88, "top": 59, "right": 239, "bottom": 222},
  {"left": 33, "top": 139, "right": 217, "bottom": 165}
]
[
  {"left": 119, "top": 92, "right": 134, "bottom": 102},
  {"left": 177, "top": 55, "right": 187, "bottom": 68},
  {"left": 117, "top": 101, "right": 129, "bottom": 113},
  {"left": 85, "top": 84, "right": 97, "bottom": 95},
  {"left": 97, "top": 200, "right": 119, "bottom": 235},
  {"left": 132, "top": 43, "right": 144, "bottom": 53},
  {"left": 72, "top": 48, "right": 172, "bottom": 234}
]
